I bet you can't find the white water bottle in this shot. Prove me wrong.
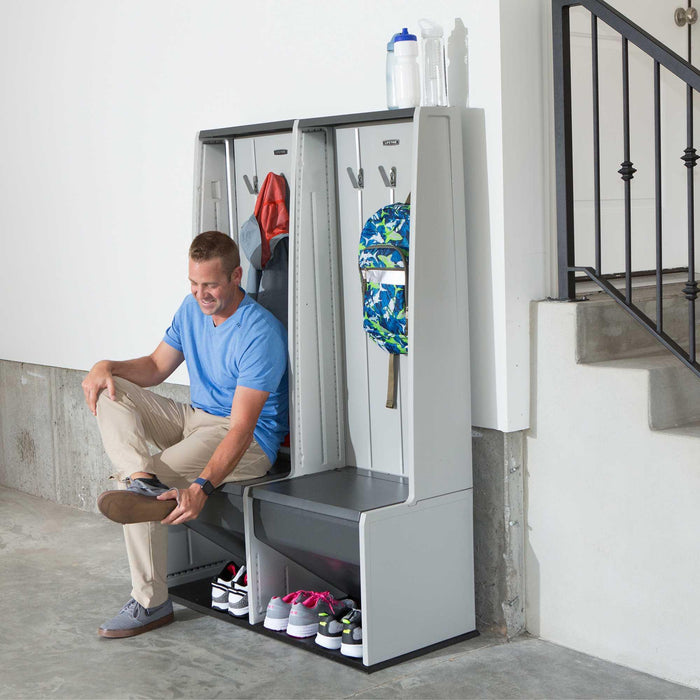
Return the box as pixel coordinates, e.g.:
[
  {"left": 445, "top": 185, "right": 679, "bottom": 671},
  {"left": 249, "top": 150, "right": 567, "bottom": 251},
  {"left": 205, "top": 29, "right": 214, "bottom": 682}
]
[
  {"left": 393, "top": 28, "right": 420, "bottom": 108},
  {"left": 386, "top": 36, "right": 398, "bottom": 109},
  {"left": 419, "top": 19, "right": 447, "bottom": 106}
]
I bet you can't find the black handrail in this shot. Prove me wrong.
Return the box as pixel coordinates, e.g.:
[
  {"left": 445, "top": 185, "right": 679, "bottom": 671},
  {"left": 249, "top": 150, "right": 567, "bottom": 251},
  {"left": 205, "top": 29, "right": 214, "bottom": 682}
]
[{"left": 553, "top": 0, "right": 700, "bottom": 379}]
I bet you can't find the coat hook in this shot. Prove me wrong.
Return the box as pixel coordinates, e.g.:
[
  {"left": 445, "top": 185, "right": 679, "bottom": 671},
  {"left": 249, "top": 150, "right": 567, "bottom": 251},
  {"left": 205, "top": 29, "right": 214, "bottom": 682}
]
[
  {"left": 347, "top": 167, "right": 364, "bottom": 189},
  {"left": 243, "top": 174, "right": 259, "bottom": 195},
  {"left": 378, "top": 165, "right": 397, "bottom": 188}
]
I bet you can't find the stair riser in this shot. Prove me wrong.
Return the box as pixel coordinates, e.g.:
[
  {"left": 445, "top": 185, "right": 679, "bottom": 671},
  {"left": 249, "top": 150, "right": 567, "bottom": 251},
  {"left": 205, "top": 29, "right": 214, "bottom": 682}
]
[
  {"left": 576, "top": 295, "right": 697, "bottom": 363},
  {"left": 648, "top": 364, "right": 700, "bottom": 429}
]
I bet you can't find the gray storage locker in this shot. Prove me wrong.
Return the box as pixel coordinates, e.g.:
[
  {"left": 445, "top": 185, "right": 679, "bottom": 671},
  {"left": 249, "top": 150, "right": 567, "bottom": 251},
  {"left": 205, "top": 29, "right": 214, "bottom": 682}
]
[{"left": 170, "top": 108, "right": 475, "bottom": 670}]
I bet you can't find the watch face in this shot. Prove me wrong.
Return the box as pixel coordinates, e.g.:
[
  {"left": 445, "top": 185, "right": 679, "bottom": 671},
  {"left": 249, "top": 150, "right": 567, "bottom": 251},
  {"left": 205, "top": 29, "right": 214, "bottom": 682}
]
[{"left": 196, "top": 478, "right": 215, "bottom": 495}]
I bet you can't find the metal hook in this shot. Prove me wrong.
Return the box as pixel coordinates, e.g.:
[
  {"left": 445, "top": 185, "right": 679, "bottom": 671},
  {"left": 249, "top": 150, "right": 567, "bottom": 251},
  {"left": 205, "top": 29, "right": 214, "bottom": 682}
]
[
  {"left": 378, "top": 165, "right": 397, "bottom": 189},
  {"left": 347, "top": 167, "right": 364, "bottom": 189},
  {"left": 243, "top": 174, "right": 259, "bottom": 195}
]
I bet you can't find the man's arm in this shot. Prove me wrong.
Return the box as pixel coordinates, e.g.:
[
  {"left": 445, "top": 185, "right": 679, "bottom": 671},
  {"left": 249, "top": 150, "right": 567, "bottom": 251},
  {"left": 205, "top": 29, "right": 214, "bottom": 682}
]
[
  {"left": 82, "top": 341, "right": 184, "bottom": 415},
  {"left": 159, "top": 385, "right": 270, "bottom": 525}
]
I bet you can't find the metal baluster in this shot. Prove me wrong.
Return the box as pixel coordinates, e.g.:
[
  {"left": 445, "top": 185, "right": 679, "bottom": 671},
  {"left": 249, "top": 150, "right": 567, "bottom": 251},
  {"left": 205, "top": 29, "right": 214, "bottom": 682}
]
[
  {"left": 553, "top": 1, "right": 576, "bottom": 300},
  {"left": 682, "top": 82, "right": 699, "bottom": 361},
  {"left": 592, "top": 14, "right": 602, "bottom": 276},
  {"left": 618, "top": 38, "right": 637, "bottom": 305},
  {"left": 654, "top": 61, "right": 663, "bottom": 333}
]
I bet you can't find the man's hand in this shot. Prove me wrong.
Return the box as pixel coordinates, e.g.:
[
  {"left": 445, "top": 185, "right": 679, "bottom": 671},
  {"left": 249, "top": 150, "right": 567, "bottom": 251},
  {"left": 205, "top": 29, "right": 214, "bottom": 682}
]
[
  {"left": 158, "top": 483, "right": 208, "bottom": 525},
  {"left": 82, "top": 361, "right": 116, "bottom": 416}
]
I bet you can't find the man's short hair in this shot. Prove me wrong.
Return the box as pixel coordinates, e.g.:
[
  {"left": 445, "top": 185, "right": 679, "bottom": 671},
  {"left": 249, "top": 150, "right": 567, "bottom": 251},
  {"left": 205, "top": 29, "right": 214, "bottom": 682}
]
[{"left": 189, "top": 231, "right": 241, "bottom": 278}]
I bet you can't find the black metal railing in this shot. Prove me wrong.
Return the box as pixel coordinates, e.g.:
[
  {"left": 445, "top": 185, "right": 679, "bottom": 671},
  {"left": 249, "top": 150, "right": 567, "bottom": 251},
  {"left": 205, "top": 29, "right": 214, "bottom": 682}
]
[{"left": 553, "top": 0, "right": 700, "bottom": 376}]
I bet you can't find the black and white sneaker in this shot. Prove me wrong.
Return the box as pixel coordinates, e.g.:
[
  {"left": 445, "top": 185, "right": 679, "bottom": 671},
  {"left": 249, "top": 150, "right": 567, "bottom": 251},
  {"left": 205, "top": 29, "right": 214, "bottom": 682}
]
[
  {"left": 315, "top": 599, "right": 355, "bottom": 650},
  {"left": 340, "top": 609, "right": 363, "bottom": 658},
  {"left": 227, "top": 565, "right": 249, "bottom": 617},
  {"left": 211, "top": 562, "right": 238, "bottom": 612}
]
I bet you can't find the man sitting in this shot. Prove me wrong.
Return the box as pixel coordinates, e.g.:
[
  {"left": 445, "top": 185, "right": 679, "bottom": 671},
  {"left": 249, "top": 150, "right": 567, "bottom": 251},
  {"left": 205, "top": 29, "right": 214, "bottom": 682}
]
[{"left": 82, "top": 231, "right": 288, "bottom": 638}]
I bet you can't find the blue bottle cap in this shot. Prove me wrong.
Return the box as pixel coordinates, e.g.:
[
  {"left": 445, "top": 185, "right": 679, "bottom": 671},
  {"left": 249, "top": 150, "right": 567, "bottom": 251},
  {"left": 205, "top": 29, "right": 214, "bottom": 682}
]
[{"left": 393, "top": 27, "right": 417, "bottom": 42}]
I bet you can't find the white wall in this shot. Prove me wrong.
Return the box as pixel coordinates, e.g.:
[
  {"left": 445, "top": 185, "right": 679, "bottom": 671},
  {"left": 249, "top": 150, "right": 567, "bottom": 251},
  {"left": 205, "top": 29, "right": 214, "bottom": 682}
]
[
  {"left": 527, "top": 301, "right": 700, "bottom": 689},
  {"left": 0, "top": 0, "right": 548, "bottom": 429}
]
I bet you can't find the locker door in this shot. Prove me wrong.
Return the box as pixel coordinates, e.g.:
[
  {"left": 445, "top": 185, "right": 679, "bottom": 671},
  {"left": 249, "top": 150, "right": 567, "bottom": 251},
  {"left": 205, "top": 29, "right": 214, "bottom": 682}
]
[{"left": 199, "top": 142, "right": 233, "bottom": 235}]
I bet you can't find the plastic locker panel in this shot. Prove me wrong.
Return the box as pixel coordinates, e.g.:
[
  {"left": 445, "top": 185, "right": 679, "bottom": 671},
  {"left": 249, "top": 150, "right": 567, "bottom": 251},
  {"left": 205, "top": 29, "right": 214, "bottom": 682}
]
[
  {"left": 357, "top": 122, "right": 413, "bottom": 477},
  {"left": 335, "top": 126, "right": 373, "bottom": 470},
  {"left": 252, "top": 132, "right": 293, "bottom": 192},
  {"left": 335, "top": 122, "right": 414, "bottom": 476},
  {"left": 199, "top": 142, "right": 232, "bottom": 235},
  {"left": 232, "top": 136, "right": 258, "bottom": 292}
]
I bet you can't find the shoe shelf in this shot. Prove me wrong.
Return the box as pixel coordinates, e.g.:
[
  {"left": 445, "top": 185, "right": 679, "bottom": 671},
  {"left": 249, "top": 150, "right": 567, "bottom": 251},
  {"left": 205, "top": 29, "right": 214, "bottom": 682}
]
[
  {"left": 169, "top": 576, "right": 478, "bottom": 673},
  {"left": 169, "top": 107, "right": 476, "bottom": 670}
]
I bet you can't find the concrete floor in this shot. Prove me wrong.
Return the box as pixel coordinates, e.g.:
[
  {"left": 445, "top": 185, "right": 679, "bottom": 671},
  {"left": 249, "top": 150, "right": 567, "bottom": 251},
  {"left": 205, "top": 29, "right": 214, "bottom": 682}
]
[{"left": 1, "top": 486, "right": 698, "bottom": 700}]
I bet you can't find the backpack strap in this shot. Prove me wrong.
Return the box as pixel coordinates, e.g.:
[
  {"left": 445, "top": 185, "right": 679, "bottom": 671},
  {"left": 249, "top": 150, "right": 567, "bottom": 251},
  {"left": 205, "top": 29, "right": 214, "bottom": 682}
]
[{"left": 386, "top": 354, "right": 399, "bottom": 409}]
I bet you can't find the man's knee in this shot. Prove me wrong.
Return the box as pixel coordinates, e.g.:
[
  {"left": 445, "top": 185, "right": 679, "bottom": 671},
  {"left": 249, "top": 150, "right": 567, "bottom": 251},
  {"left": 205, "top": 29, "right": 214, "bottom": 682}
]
[{"left": 96, "top": 376, "right": 138, "bottom": 408}]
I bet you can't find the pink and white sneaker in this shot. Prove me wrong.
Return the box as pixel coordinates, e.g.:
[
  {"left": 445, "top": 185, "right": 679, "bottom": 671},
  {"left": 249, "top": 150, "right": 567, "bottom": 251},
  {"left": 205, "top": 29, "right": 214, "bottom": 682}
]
[{"left": 263, "top": 590, "right": 315, "bottom": 631}]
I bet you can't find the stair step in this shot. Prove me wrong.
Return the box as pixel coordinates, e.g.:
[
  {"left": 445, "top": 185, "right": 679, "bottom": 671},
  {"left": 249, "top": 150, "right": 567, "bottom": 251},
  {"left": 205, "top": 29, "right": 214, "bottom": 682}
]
[
  {"left": 576, "top": 283, "right": 698, "bottom": 364},
  {"left": 654, "top": 420, "right": 700, "bottom": 440},
  {"left": 587, "top": 350, "right": 700, "bottom": 430}
]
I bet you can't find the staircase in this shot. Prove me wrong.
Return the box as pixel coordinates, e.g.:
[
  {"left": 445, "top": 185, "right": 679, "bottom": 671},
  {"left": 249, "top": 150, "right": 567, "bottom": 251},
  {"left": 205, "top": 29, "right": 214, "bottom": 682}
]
[
  {"left": 577, "top": 283, "right": 700, "bottom": 435},
  {"left": 525, "top": 288, "right": 700, "bottom": 689}
]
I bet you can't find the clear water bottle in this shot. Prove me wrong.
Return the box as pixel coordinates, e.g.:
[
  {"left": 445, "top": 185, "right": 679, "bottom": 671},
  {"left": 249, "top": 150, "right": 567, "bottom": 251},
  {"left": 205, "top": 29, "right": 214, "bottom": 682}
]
[
  {"left": 386, "top": 35, "right": 398, "bottom": 110},
  {"left": 419, "top": 19, "right": 447, "bottom": 107},
  {"left": 393, "top": 28, "right": 420, "bottom": 109}
]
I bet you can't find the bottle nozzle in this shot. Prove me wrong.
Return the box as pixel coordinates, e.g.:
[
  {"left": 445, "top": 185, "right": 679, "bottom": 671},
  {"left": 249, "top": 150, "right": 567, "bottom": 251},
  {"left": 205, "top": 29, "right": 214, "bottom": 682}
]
[{"left": 418, "top": 18, "right": 443, "bottom": 38}]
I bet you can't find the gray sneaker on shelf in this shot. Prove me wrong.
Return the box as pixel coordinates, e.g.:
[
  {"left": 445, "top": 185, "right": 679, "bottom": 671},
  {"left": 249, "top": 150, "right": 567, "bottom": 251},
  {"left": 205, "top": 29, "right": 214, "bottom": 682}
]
[
  {"left": 315, "top": 599, "right": 356, "bottom": 649},
  {"left": 97, "top": 477, "right": 178, "bottom": 524},
  {"left": 340, "top": 608, "right": 363, "bottom": 658},
  {"left": 287, "top": 592, "right": 354, "bottom": 639},
  {"left": 98, "top": 598, "right": 174, "bottom": 638},
  {"left": 263, "top": 590, "right": 315, "bottom": 631}
]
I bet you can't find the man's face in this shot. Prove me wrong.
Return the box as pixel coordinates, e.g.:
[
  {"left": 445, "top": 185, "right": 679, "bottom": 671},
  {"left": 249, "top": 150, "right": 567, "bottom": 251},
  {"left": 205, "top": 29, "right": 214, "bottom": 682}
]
[{"left": 188, "top": 257, "right": 242, "bottom": 321}]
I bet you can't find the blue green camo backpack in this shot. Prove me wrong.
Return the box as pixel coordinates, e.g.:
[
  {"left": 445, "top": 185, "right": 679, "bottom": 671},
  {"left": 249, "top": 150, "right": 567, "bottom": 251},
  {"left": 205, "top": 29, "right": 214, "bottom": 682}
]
[{"left": 358, "top": 200, "right": 410, "bottom": 408}]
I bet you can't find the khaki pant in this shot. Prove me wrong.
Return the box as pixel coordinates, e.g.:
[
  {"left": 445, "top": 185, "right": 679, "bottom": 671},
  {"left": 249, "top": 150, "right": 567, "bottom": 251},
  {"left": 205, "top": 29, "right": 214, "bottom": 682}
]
[{"left": 96, "top": 377, "right": 270, "bottom": 608}]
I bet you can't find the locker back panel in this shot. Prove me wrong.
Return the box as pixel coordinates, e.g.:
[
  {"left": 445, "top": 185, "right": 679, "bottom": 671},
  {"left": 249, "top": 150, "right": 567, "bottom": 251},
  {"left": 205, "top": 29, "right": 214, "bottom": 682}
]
[
  {"left": 233, "top": 136, "right": 258, "bottom": 290},
  {"left": 233, "top": 133, "right": 293, "bottom": 294},
  {"left": 199, "top": 142, "right": 232, "bottom": 235},
  {"left": 335, "top": 122, "right": 413, "bottom": 477}
]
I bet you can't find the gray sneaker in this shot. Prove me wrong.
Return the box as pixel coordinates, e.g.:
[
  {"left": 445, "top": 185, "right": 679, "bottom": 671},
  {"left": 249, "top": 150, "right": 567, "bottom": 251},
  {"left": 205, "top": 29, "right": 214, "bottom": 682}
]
[
  {"left": 98, "top": 598, "right": 174, "bottom": 638},
  {"left": 263, "top": 590, "right": 315, "bottom": 631},
  {"left": 287, "top": 592, "right": 354, "bottom": 638},
  {"left": 97, "top": 477, "right": 178, "bottom": 524}
]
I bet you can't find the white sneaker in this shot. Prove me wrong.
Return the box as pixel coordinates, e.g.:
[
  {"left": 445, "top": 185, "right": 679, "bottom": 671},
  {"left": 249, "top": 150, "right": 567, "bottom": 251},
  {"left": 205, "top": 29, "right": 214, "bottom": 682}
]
[
  {"left": 228, "top": 565, "right": 249, "bottom": 617},
  {"left": 211, "top": 562, "right": 239, "bottom": 612}
]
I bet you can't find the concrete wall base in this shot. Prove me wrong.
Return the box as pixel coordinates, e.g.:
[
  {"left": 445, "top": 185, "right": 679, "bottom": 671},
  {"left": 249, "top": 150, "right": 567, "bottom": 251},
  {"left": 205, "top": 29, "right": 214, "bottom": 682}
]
[
  {"left": 0, "top": 358, "right": 524, "bottom": 636},
  {"left": 472, "top": 426, "right": 526, "bottom": 639}
]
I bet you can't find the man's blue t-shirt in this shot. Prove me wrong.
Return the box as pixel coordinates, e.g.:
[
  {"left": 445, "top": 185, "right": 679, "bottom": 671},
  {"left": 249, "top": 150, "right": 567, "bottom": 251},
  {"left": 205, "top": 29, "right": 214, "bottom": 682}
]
[{"left": 162, "top": 292, "right": 288, "bottom": 464}]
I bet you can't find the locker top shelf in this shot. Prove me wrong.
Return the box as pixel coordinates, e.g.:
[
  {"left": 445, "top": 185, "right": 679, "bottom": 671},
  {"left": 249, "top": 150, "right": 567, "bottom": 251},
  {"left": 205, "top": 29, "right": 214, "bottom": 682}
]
[
  {"left": 250, "top": 467, "right": 408, "bottom": 522},
  {"left": 199, "top": 109, "right": 418, "bottom": 141},
  {"left": 199, "top": 119, "right": 295, "bottom": 141},
  {"left": 297, "top": 108, "right": 415, "bottom": 129}
]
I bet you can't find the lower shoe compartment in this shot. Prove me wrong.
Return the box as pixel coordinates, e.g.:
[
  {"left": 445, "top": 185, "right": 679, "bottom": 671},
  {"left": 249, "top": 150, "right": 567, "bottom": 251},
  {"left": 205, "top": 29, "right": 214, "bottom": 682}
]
[{"left": 253, "top": 498, "right": 361, "bottom": 598}]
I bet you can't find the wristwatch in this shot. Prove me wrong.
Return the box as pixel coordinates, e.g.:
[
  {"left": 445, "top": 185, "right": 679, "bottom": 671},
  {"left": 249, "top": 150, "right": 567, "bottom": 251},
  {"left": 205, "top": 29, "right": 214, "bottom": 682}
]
[{"left": 194, "top": 477, "right": 215, "bottom": 496}]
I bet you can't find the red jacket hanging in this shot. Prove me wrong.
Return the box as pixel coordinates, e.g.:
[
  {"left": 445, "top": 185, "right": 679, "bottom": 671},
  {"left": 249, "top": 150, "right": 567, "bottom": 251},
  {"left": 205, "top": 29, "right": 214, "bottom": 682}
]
[{"left": 254, "top": 172, "right": 289, "bottom": 268}]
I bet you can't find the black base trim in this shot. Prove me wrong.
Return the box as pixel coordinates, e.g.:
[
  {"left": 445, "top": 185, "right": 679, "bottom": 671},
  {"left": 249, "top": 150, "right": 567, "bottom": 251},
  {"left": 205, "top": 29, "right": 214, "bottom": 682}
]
[{"left": 169, "top": 578, "right": 479, "bottom": 673}]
